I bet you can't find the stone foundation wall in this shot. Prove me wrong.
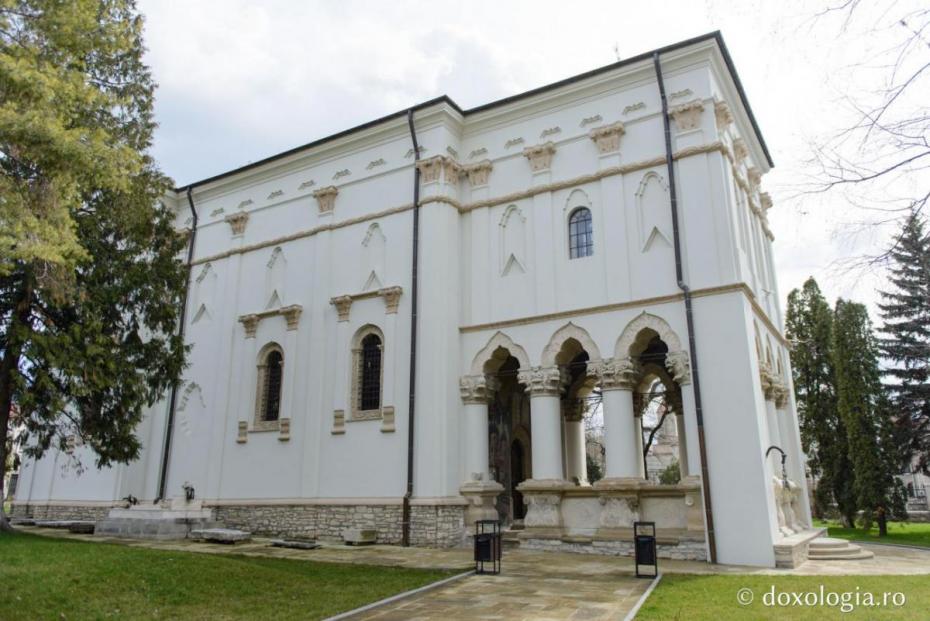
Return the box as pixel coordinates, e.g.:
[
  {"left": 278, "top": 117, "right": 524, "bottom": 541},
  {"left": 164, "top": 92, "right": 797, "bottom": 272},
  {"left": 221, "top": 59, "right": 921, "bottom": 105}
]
[
  {"left": 521, "top": 537, "right": 707, "bottom": 561},
  {"left": 213, "top": 503, "right": 465, "bottom": 548},
  {"left": 9, "top": 503, "right": 113, "bottom": 521}
]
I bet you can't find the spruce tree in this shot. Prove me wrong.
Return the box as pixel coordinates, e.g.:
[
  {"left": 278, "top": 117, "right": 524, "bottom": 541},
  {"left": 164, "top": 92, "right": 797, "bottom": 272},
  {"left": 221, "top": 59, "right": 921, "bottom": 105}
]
[
  {"left": 833, "top": 300, "right": 897, "bottom": 528},
  {"left": 786, "top": 278, "right": 848, "bottom": 519},
  {"left": 0, "top": 1, "right": 187, "bottom": 531},
  {"left": 878, "top": 212, "right": 930, "bottom": 474}
]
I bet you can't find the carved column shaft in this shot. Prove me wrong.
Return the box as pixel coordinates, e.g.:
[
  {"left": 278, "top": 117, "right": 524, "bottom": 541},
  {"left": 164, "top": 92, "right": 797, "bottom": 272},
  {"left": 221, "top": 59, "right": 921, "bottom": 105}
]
[{"left": 518, "top": 366, "right": 567, "bottom": 481}]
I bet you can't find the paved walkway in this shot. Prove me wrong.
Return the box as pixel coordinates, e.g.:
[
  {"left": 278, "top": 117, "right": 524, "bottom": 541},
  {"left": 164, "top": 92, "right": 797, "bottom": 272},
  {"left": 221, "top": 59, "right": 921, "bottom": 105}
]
[{"left": 17, "top": 526, "right": 930, "bottom": 620}]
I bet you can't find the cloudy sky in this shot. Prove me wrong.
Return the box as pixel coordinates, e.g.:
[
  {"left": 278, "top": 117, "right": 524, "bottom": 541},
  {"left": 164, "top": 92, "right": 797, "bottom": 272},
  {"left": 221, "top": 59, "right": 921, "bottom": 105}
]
[{"left": 137, "top": 0, "right": 924, "bottom": 318}]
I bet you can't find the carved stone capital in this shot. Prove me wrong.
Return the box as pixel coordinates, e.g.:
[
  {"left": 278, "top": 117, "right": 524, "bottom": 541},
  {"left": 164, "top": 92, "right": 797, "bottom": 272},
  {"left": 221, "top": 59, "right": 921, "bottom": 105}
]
[
  {"left": 459, "top": 374, "right": 500, "bottom": 404},
  {"left": 281, "top": 304, "right": 302, "bottom": 330},
  {"left": 760, "top": 192, "right": 773, "bottom": 212},
  {"left": 714, "top": 100, "right": 733, "bottom": 129},
  {"left": 416, "top": 155, "right": 461, "bottom": 184},
  {"left": 517, "top": 365, "right": 568, "bottom": 396},
  {"left": 330, "top": 295, "right": 353, "bottom": 322},
  {"left": 669, "top": 100, "right": 704, "bottom": 131},
  {"left": 665, "top": 350, "right": 691, "bottom": 385},
  {"left": 588, "top": 121, "right": 625, "bottom": 154},
  {"left": 595, "top": 357, "right": 640, "bottom": 391},
  {"left": 312, "top": 186, "right": 338, "bottom": 214},
  {"left": 224, "top": 211, "right": 249, "bottom": 236},
  {"left": 239, "top": 314, "right": 260, "bottom": 338},
  {"left": 774, "top": 382, "right": 790, "bottom": 409},
  {"left": 378, "top": 286, "right": 403, "bottom": 314},
  {"left": 562, "top": 397, "right": 586, "bottom": 422},
  {"left": 733, "top": 137, "right": 749, "bottom": 162},
  {"left": 522, "top": 142, "right": 556, "bottom": 172},
  {"left": 748, "top": 167, "right": 762, "bottom": 191},
  {"left": 461, "top": 160, "right": 493, "bottom": 187},
  {"left": 759, "top": 364, "right": 778, "bottom": 401}
]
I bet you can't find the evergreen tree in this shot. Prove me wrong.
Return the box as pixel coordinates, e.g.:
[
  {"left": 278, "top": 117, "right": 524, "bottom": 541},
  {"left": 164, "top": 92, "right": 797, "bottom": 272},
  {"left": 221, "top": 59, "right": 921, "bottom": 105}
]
[
  {"left": 833, "top": 300, "right": 897, "bottom": 528},
  {"left": 878, "top": 212, "right": 930, "bottom": 474},
  {"left": 0, "top": 1, "right": 187, "bottom": 531},
  {"left": 786, "top": 278, "right": 849, "bottom": 519}
]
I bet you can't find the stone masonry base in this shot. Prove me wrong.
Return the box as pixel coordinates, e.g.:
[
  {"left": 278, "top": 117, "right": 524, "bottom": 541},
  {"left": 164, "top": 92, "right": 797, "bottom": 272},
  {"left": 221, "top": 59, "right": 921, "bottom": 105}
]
[
  {"left": 520, "top": 536, "right": 708, "bottom": 561},
  {"left": 10, "top": 503, "right": 113, "bottom": 522}
]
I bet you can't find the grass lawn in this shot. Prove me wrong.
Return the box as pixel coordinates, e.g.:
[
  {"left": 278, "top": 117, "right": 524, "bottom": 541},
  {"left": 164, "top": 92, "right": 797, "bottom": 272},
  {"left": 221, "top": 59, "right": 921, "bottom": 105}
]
[
  {"left": 0, "top": 531, "right": 455, "bottom": 620},
  {"left": 814, "top": 519, "right": 930, "bottom": 549},
  {"left": 637, "top": 574, "right": 930, "bottom": 620}
]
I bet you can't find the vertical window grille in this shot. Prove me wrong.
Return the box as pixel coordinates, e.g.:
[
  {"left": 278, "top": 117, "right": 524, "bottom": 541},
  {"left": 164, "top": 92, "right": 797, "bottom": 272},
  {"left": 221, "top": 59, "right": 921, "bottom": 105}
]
[
  {"left": 359, "top": 333, "right": 382, "bottom": 411},
  {"left": 568, "top": 208, "right": 594, "bottom": 258},
  {"left": 262, "top": 350, "right": 283, "bottom": 421}
]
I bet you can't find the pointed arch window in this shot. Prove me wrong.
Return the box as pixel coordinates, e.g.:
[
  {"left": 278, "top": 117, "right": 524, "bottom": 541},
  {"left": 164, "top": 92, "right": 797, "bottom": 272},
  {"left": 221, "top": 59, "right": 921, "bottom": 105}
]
[
  {"left": 255, "top": 343, "right": 284, "bottom": 427},
  {"left": 568, "top": 207, "right": 593, "bottom": 259}
]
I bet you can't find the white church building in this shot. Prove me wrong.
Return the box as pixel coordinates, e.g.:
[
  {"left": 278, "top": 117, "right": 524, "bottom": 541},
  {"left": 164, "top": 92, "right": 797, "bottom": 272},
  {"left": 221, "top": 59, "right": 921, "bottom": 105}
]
[{"left": 12, "top": 33, "right": 817, "bottom": 567}]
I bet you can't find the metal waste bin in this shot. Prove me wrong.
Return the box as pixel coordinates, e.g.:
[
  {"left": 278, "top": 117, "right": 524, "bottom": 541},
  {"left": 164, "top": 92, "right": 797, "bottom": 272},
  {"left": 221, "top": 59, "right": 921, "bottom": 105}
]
[
  {"left": 634, "top": 521, "right": 658, "bottom": 578},
  {"left": 474, "top": 519, "right": 501, "bottom": 575}
]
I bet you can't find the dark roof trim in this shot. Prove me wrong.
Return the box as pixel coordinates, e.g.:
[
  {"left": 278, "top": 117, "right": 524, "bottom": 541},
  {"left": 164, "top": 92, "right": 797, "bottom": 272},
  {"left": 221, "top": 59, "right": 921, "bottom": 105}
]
[{"left": 175, "top": 31, "right": 771, "bottom": 192}]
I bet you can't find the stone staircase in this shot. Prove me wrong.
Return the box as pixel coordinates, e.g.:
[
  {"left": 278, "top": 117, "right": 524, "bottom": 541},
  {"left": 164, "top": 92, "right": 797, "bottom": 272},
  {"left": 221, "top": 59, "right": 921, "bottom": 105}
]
[
  {"left": 501, "top": 520, "right": 524, "bottom": 549},
  {"left": 807, "top": 537, "right": 874, "bottom": 561}
]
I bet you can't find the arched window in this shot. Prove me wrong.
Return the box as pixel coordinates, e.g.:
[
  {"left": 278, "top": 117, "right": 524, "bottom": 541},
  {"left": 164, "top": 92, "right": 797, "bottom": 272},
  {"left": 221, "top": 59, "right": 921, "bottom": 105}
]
[
  {"left": 256, "top": 344, "right": 284, "bottom": 424},
  {"left": 568, "top": 207, "right": 593, "bottom": 259},
  {"left": 359, "top": 333, "right": 382, "bottom": 411}
]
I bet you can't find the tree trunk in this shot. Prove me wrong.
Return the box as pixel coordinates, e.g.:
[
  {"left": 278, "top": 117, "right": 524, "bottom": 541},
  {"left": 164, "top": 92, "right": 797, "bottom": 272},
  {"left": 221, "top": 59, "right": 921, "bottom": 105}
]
[
  {"left": 877, "top": 507, "right": 888, "bottom": 537},
  {"left": 0, "top": 272, "right": 34, "bottom": 533}
]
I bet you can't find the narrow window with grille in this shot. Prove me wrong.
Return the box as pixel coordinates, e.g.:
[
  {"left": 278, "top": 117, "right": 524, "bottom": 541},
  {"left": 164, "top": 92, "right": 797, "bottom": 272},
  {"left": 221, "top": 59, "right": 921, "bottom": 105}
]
[
  {"left": 359, "top": 333, "right": 382, "bottom": 411},
  {"left": 568, "top": 207, "right": 594, "bottom": 259},
  {"left": 262, "top": 350, "right": 283, "bottom": 421}
]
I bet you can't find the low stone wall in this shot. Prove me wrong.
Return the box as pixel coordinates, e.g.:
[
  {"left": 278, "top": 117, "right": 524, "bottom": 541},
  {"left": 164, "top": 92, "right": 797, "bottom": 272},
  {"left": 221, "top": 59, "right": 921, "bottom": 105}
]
[
  {"left": 9, "top": 503, "right": 113, "bottom": 521},
  {"left": 213, "top": 503, "right": 465, "bottom": 548},
  {"left": 521, "top": 536, "right": 708, "bottom": 561}
]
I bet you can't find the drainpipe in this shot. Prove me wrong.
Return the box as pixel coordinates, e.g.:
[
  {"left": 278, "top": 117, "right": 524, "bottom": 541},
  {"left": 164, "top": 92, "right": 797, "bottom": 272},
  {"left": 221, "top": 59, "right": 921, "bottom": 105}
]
[
  {"left": 653, "top": 51, "right": 718, "bottom": 564},
  {"left": 402, "top": 109, "right": 421, "bottom": 546},
  {"left": 155, "top": 187, "right": 198, "bottom": 504}
]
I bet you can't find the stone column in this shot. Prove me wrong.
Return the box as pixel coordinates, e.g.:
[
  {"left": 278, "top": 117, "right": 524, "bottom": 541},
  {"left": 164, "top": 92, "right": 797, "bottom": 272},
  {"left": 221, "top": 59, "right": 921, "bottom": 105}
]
[
  {"left": 518, "top": 366, "right": 568, "bottom": 482},
  {"left": 458, "top": 374, "right": 503, "bottom": 532},
  {"left": 595, "top": 358, "right": 641, "bottom": 482},
  {"left": 675, "top": 412, "right": 690, "bottom": 478},
  {"left": 563, "top": 398, "right": 588, "bottom": 485},
  {"left": 761, "top": 369, "right": 783, "bottom": 476},
  {"left": 666, "top": 351, "right": 701, "bottom": 480}
]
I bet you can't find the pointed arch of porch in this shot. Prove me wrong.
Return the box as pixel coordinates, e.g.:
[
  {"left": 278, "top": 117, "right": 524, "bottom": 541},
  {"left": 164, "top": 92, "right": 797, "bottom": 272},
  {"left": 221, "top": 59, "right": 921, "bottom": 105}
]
[
  {"left": 615, "top": 312, "right": 683, "bottom": 359},
  {"left": 540, "top": 322, "right": 602, "bottom": 367},
  {"left": 469, "top": 330, "right": 531, "bottom": 375}
]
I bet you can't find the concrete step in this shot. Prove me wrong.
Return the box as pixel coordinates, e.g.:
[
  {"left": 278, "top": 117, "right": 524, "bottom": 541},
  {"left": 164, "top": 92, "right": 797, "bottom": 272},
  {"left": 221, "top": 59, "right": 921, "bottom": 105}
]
[
  {"left": 808, "top": 537, "right": 852, "bottom": 550},
  {"left": 808, "top": 549, "right": 875, "bottom": 561},
  {"left": 807, "top": 537, "right": 874, "bottom": 561}
]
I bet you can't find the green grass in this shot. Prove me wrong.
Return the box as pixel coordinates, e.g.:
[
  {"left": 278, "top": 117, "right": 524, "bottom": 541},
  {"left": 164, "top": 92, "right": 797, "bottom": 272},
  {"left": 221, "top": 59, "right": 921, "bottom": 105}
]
[
  {"left": 814, "top": 519, "right": 930, "bottom": 549},
  {"left": 0, "top": 531, "right": 454, "bottom": 620},
  {"left": 637, "top": 574, "right": 930, "bottom": 620}
]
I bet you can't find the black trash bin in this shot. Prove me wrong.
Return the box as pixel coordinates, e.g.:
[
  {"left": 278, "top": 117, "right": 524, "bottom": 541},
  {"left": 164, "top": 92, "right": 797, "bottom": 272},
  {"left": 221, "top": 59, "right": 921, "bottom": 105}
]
[
  {"left": 474, "top": 519, "right": 501, "bottom": 575},
  {"left": 634, "top": 521, "right": 658, "bottom": 578}
]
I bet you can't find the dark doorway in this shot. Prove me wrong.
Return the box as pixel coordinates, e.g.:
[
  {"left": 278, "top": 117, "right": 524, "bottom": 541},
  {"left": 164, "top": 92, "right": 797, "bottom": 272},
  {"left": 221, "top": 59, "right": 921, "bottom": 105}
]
[{"left": 511, "top": 440, "right": 526, "bottom": 520}]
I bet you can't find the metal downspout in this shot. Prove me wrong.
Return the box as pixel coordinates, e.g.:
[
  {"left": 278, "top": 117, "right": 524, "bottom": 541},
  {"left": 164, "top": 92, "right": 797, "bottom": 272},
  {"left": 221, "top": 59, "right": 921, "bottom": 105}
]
[
  {"left": 402, "top": 109, "right": 421, "bottom": 546},
  {"left": 653, "top": 51, "right": 718, "bottom": 564},
  {"left": 155, "top": 187, "right": 198, "bottom": 504}
]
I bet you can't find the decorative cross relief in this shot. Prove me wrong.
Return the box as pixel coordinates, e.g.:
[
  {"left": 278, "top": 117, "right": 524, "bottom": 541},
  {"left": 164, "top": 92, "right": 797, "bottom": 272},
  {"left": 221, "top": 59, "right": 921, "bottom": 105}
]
[
  {"left": 459, "top": 374, "right": 501, "bottom": 404},
  {"left": 224, "top": 212, "right": 249, "bottom": 236},
  {"left": 522, "top": 142, "right": 556, "bottom": 172},
  {"left": 588, "top": 122, "right": 626, "bottom": 154},
  {"left": 331, "top": 295, "right": 353, "bottom": 322},
  {"left": 669, "top": 100, "right": 705, "bottom": 132},
  {"left": 594, "top": 357, "right": 641, "bottom": 391},
  {"left": 517, "top": 365, "right": 569, "bottom": 396},
  {"left": 714, "top": 100, "right": 733, "bottom": 129},
  {"left": 462, "top": 160, "right": 493, "bottom": 187},
  {"left": 665, "top": 351, "right": 691, "bottom": 385},
  {"left": 312, "top": 186, "right": 338, "bottom": 214}
]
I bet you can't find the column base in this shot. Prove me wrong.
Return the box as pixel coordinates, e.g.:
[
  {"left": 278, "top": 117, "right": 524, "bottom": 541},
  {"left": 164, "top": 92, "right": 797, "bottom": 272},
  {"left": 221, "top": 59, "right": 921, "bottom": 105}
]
[
  {"left": 459, "top": 480, "right": 504, "bottom": 533},
  {"left": 517, "top": 479, "right": 567, "bottom": 532}
]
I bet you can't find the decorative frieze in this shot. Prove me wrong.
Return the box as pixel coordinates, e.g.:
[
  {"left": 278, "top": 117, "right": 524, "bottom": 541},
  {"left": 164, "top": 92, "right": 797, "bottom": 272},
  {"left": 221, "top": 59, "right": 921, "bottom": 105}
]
[
  {"left": 462, "top": 160, "right": 493, "bottom": 187},
  {"left": 298, "top": 180, "right": 315, "bottom": 190},
  {"left": 312, "top": 186, "right": 338, "bottom": 215},
  {"left": 714, "top": 100, "right": 733, "bottom": 129},
  {"left": 333, "top": 169, "right": 351, "bottom": 180},
  {"left": 580, "top": 114, "right": 603, "bottom": 127},
  {"left": 366, "top": 158, "right": 386, "bottom": 170},
  {"left": 669, "top": 100, "right": 705, "bottom": 132},
  {"left": 330, "top": 295, "right": 353, "bottom": 322},
  {"left": 416, "top": 155, "right": 461, "bottom": 184},
  {"left": 379, "top": 286, "right": 403, "bottom": 314},
  {"left": 517, "top": 365, "right": 569, "bottom": 396},
  {"left": 589, "top": 121, "right": 626, "bottom": 155},
  {"left": 468, "top": 147, "right": 487, "bottom": 159},
  {"left": 380, "top": 406, "right": 395, "bottom": 433},
  {"left": 459, "top": 374, "right": 500, "bottom": 404},
  {"left": 595, "top": 357, "right": 640, "bottom": 391},
  {"left": 522, "top": 142, "right": 556, "bottom": 173},
  {"left": 332, "top": 410, "right": 346, "bottom": 434},
  {"left": 267, "top": 189, "right": 283, "bottom": 200},
  {"left": 540, "top": 126, "right": 561, "bottom": 139},
  {"left": 278, "top": 418, "right": 291, "bottom": 441},
  {"left": 623, "top": 102, "right": 646, "bottom": 115},
  {"left": 504, "top": 137, "right": 524, "bottom": 149},
  {"left": 225, "top": 211, "right": 249, "bottom": 236},
  {"left": 240, "top": 314, "right": 260, "bottom": 338},
  {"left": 665, "top": 350, "right": 691, "bottom": 385},
  {"left": 237, "top": 199, "right": 253, "bottom": 209}
]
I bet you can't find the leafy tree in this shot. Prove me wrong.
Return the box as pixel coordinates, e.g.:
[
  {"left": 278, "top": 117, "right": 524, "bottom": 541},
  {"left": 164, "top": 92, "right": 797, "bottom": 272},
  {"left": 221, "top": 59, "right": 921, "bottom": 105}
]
[
  {"left": 878, "top": 212, "right": 930, "bottom": 473},
  {"left": 0, "top": 1, "right": 188, "bottom": 531},
  {"left": 659, "top": 460, "right": 680, "bottom": 485},
  {"left": 785, "top": 278, "right": 849, "bottom": 519},
  {"left": 585, "top": 452, "right": 603, "bottom": 484},
  {"left": 833, "top": 300, "right": 898, "bottom": 529}
]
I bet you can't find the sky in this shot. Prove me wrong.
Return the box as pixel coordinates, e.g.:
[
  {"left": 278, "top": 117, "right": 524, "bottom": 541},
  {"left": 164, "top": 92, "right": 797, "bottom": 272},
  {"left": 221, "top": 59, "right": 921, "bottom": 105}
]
[{"left": 136, "top": 0, "right": 925, "bottom": 320}]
